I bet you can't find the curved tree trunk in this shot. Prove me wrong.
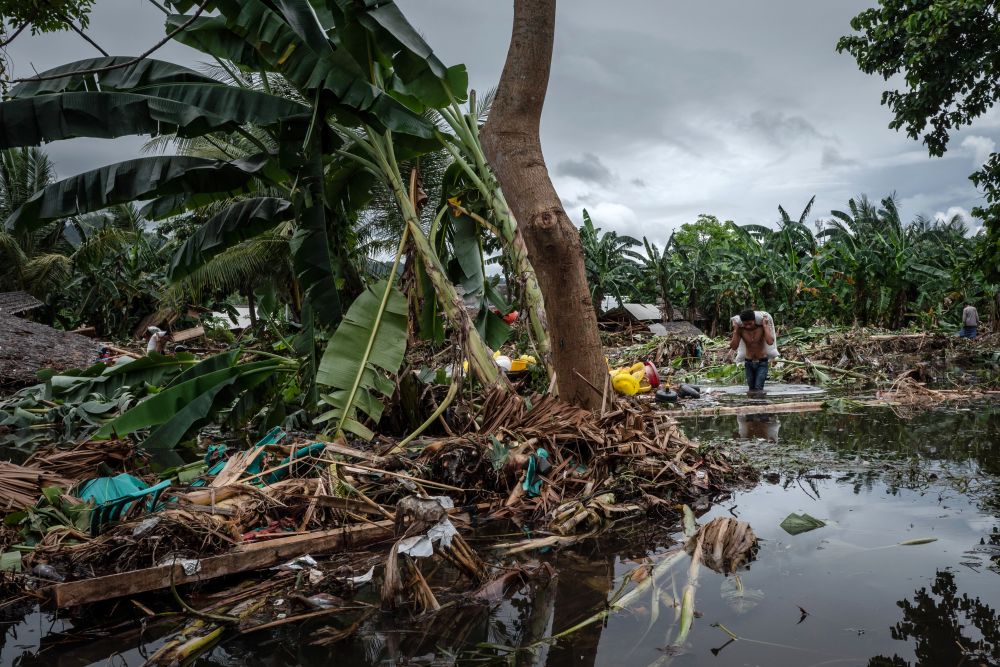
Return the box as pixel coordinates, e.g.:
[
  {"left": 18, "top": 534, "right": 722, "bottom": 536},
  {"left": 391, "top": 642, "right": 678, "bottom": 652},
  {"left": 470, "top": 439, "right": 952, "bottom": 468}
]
[{"left": 480, "top": 0, "right": 605, "bottom": 410}]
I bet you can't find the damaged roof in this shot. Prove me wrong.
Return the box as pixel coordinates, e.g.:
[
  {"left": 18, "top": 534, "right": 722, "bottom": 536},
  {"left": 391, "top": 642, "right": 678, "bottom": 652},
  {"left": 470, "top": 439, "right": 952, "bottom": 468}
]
[
  {"left": 0, "top": 314, "right": 100, "bottom": 387},
  {"left": 0, "top": 291, "right": 43, "bottom": 316}
]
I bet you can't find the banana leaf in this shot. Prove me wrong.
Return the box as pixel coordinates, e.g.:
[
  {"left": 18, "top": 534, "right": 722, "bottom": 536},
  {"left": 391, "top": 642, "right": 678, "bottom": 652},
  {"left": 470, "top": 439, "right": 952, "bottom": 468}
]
[
  {"left": 167, "top": 349, "right": 240, "bottom": 387},
  {"left": 95, "top": 360, "right": 277, "bottom": 440},
  {"left": 142, "top": 363, "right": 279, "bottom": 450},
  {"left": 445, "top": 206, "right": 511, "bottom": 349},
  {"left": 9, "top": 57, "right": 218, "bottom": 98},
  {"left": 329, "top": 0, "right": 467, "bottom": 108},
  {"left": 168, "top": 197, "right": 293, "bottom": 280},
  {"left": 140, "top": 187, "right": 263, "bottom": 221},
  {"left": 47, "top": 353, "right": 198, "bottom": 403},
  {"left": 273, "top": 0, "right": 333, "bottom": 56},
  {"left": 167, "top": 3, "right": 437, "bottom": 141},
  {"left": 290, "top": 129, "right": 342, "bottom": 331},
  {"left": 315, "top": 278, "right": 407, "bottom": 439},
  {"left": 163, "top": 15, "right": 271, "bottom": 70},
  {"left": 226, "top": 375, "right": 279, "bottom": 430},
  {"left": 0, "top": 91, "right": 306, "bottom": 149},
  {"left": 4, "top": 154, "right": 276, "bottom": 235},
  {"left": 416, "top": 259, "right": 445, "bottom": 345}
]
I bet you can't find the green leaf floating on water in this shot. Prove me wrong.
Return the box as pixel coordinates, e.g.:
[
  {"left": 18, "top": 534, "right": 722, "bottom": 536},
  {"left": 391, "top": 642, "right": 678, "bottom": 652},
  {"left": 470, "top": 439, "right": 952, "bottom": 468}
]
[
  {"left": 780, "top": 512, "right": 826, "bottom": 535},
  {"left": 0, "top": 551, "right": 22, "bottom": 572}
]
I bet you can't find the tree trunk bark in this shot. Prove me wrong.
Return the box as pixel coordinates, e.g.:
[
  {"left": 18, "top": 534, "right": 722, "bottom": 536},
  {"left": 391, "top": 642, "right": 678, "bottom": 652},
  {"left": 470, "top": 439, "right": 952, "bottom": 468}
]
[
  {"left": 246, "top": 287, "right": 257, "bottom": 329},
  {"left": 480, "top": 0, "right": 605, "bottom": 410}
]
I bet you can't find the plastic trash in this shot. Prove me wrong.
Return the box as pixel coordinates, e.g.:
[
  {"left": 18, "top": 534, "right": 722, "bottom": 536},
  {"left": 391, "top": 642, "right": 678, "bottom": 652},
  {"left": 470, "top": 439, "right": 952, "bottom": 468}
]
[
  {"left": 655, "top": 388, "right": 678, "bottom": 403},
  {"left": 523, "top": 449, "right": 550, "bottom": 496},
  {"left": 678, "top": 383, "right": 701, "bottom": 399},
  {"left": 644, "top": 362, "right": 660, "bottom": 388}
]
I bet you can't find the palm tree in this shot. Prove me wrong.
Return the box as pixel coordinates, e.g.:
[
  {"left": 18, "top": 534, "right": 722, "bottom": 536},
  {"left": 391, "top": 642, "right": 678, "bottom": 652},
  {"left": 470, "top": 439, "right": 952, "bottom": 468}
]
[
  {"left": 578, "top": 209, "right": 643, "bottom": 311},
  {"left": 0, "top": 147, "right": 56, "bottom": 289}
]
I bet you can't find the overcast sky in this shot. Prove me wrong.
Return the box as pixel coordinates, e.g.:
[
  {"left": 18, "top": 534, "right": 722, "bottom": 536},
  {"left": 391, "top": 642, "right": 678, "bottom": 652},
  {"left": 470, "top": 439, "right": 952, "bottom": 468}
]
[{"left": 5, "top": 0, "right": 995, "bottom": 247}]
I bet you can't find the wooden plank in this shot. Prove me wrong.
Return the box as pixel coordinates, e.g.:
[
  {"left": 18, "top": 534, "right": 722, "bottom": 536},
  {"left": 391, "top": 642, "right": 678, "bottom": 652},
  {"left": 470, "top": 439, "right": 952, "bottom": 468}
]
[
  {"left": 100, "top": 343, "right": 138, "bottom": 357},
  {"left": 45, "top": 505, "right": 485, "bottom": 608},
  {"left": 47, "top": 519, "right": 396, "bottom": 608},
  {"left": 674, "top": 401, "right": 827, "bottom": 417},
  {"left": 170, "top": 325, "right": 205, "bottom": 343},
  {"left": 869, "top": 333, "right": 928, "bottom": 341}
]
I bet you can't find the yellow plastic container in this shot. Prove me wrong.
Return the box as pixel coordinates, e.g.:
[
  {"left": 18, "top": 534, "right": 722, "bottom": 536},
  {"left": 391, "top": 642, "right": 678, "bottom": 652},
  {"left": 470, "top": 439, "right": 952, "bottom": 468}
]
[
  {"left": 612, "top": 373, "right": 640, "bottom": 396},
  {"left": 509, "top": 359, "right": 528, "bottom": 372}
]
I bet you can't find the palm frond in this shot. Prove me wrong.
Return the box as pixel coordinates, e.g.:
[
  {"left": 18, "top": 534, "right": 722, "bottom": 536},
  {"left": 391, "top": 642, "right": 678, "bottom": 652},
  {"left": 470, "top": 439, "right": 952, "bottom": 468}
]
[
  {"left": 163, "top": 229, "right": 291, "bottom": 302},
  {"left": 23, "top": 253, "right": 72, "bottom": 295}
]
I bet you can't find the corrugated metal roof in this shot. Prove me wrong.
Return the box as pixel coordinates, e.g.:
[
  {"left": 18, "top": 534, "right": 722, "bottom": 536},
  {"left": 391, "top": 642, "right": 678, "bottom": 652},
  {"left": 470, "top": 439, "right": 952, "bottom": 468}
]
[{"left": 622, "top": 303, "right": 662, "bottom": 321}]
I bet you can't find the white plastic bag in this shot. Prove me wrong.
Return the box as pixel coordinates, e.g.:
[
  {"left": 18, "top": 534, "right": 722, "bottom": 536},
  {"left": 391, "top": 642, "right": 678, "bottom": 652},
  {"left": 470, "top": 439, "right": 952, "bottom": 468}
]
[{"left": 730, "top": 311, "right": 779, "bottom": 362}]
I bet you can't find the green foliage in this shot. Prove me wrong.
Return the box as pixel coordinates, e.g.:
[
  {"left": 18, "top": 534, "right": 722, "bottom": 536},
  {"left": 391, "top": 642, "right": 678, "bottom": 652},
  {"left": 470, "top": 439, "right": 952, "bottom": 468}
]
[
  {"left": 0, "top": 0, "right": 503, "bottom": 442},
  {"left": 0, "top": 0, "right": 95, "bottom": 35},
  {"left": 169, "top": 197, "right": 293, "bottom": 281},
  {"left": 602, "top": 196, "right": 989, "bottom": 333},
  {"left": 96, "top": 353, "right": 291, "bottom": 449},
  {"left": 837, "top": 1, "right": 1000, "bottom": 279},
  {"left": 579, "top": 209, "right": 643, "bottom": 310},
  {"left": 315, "top": 279, "right": 408, "bottom": 439}
]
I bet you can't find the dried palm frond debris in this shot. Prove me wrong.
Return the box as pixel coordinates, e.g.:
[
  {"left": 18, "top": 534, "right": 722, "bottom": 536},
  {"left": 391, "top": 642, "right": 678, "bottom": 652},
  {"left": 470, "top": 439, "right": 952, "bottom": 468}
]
[
  {"left": 400, "top": 388, "right": 755, "bottom": 530},
  {"left": 686, "top": 516, "right": 758, "bottom": 574},
  {"left": 0, "top": 381, "right": 756, "bottom": 661},
  {"left": 873, "top": 372, "right": 990, "bottom": 417},
  {"left": 23, "top": 440, "right": 138, "bottom": 479},
  {"left": 0, "top": 462, "right": 73, "bottom": 511}
]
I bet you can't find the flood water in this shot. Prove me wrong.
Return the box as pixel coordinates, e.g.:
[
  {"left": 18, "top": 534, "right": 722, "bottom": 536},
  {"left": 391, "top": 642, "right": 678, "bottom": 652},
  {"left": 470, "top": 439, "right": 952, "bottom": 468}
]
[{"left": 3, "top": 404, "right": 999, "bottom": 666}]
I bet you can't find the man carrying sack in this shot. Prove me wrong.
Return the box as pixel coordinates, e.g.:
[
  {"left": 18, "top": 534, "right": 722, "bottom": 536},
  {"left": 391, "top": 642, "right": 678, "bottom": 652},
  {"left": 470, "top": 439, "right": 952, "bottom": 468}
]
[{"left": 727, "top": 309, "right": 777, "bottom": 395}]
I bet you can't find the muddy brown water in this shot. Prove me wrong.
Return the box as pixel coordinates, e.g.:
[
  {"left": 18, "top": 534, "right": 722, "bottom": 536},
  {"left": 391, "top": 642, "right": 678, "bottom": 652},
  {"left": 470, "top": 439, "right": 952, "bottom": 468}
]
[{"left": 2, "top": 404, "right": 999, "bottom": 666}]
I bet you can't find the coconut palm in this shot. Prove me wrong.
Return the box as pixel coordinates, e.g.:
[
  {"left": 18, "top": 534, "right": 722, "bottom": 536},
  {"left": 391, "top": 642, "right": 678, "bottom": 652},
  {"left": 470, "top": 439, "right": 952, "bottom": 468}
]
[{"left": 0, "top": 147, "right": 57, "bottom": 289}]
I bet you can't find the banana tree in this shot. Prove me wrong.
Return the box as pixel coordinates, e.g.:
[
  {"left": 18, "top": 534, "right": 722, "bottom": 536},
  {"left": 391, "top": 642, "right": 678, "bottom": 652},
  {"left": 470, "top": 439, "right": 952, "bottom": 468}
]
[
  {"left": 0, "top": 0, "right": 497, "bottom": 443},
  {"left": 432, "top": 91, "right": 554, "bottom": 376},
  {"left": 578, "top": 209, "right": 643, "bottom": 311}
]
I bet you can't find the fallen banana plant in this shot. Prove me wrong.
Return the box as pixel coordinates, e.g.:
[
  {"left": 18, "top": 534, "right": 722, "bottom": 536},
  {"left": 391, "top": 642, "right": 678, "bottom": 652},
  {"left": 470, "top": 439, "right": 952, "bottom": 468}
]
[{"left": 520, "top": 506, "right": 758, "bottom": 657}]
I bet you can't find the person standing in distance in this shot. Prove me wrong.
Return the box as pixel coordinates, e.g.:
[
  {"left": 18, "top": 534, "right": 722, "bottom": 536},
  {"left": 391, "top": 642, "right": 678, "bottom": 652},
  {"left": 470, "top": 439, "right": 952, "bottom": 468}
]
[{"left": 959, "top": 302, "right": 979, "bottom": 339}]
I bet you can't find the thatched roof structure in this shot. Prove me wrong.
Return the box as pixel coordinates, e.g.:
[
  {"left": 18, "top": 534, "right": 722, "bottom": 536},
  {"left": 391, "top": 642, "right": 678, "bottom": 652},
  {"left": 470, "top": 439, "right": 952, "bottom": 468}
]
[
  {"left": 0, "top": 291, "right": 43, "bottom": 316},
  {"left": 0, "top": 315, "right": 100, "bottom": 388}
]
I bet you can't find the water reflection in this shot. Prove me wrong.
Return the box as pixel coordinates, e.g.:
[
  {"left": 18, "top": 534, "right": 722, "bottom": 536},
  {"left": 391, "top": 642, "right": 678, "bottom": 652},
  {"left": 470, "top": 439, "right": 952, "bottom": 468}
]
[
  {"left": 735, "top": 413, "right": 780, "bottom": 441},
  {"left": 867, "top": 570, "right": 1000, "bottom": 666},
  {"left": 3, "top": 407, "right": 1000, "bottom": 666},
  {"left": 690, "top": 402, "right": 1000, "bottom": 476}
]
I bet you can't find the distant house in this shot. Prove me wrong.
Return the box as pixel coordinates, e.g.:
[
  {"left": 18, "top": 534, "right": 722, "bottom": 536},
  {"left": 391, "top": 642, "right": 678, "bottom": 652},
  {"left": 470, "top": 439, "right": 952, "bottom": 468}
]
[{"left": 599, "top": 301, "right": 703, "bottom": 337}]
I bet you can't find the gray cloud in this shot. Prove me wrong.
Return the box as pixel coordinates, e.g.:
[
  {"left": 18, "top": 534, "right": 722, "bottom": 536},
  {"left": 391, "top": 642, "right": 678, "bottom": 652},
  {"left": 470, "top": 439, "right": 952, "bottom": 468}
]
[
  {"left": 820, "top": 146, "right": 858, "bottom": 169},
  {"left": 555, "top": 152, "right": 615, "bottom": 185},
  {"left": 742, "top": 110, "right": 830, "bottom": 148},
  {"left": 3, "top": 0, "right": 989, "bottom": 240}
]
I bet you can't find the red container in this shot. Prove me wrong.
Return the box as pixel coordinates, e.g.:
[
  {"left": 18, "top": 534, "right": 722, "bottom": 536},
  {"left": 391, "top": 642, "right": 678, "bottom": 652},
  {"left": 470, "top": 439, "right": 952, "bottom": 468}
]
[{"left": 644, "top": 362, "right": 660, "bottom": 388}]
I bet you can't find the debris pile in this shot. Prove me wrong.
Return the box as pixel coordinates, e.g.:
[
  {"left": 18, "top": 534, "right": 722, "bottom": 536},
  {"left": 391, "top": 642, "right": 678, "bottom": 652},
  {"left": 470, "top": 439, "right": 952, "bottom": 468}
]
[{"left": 0, "top": 384, "right": 753, "bottom": 619}]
